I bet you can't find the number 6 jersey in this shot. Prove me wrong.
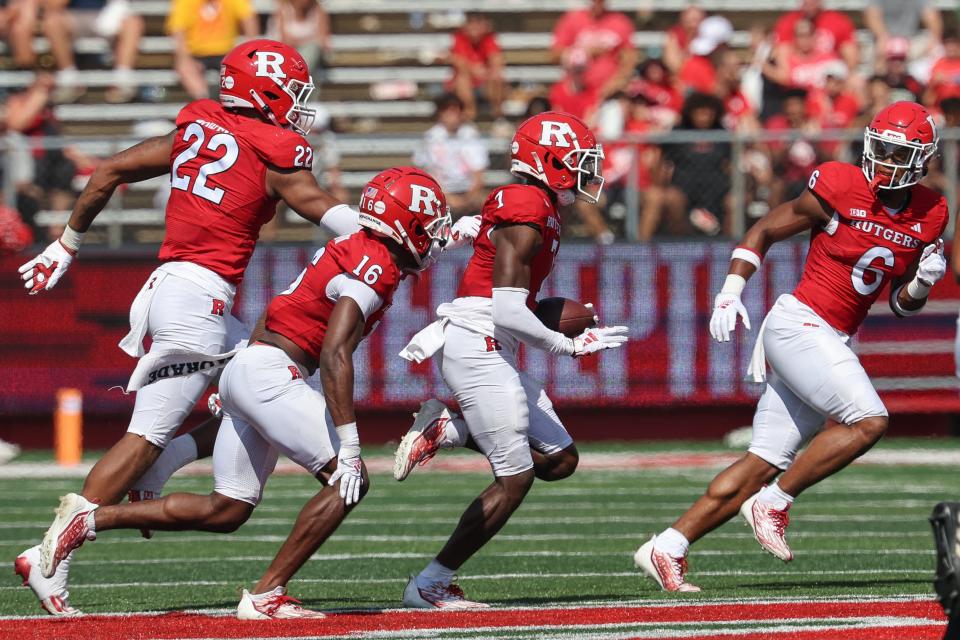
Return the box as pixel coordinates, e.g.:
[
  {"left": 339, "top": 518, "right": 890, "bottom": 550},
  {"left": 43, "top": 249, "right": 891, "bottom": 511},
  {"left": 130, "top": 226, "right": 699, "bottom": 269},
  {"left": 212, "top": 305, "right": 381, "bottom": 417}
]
[
  {"left": 265, "top": 232, "right": 401, "bottom": 359},
  {"left": 796, "top": 161, "right": 948, "bottom": 335},
  {"left": 159, "top": 99, "right": 313, "bottom": 284}
]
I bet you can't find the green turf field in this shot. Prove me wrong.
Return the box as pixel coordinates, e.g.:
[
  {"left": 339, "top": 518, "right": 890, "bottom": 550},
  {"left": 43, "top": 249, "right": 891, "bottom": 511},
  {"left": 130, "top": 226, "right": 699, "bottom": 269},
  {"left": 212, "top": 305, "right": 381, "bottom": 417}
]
[{"left": 0, "top": 440, "right": 953, "bottom": 616}]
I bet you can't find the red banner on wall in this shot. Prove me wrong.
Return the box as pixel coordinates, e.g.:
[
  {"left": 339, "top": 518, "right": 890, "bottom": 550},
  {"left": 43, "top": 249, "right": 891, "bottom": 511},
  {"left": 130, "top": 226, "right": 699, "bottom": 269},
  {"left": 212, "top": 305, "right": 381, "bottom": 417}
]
[{"left": 2, "top": 243, "right": 958, "bottom": 415}]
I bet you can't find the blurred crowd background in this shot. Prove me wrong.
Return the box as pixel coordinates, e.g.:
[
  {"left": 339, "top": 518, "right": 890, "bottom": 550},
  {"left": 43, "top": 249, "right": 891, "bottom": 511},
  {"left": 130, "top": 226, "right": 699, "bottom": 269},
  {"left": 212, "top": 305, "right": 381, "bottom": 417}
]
[{"left": 1, "top": 0, "right": 959, "bottom": 250}]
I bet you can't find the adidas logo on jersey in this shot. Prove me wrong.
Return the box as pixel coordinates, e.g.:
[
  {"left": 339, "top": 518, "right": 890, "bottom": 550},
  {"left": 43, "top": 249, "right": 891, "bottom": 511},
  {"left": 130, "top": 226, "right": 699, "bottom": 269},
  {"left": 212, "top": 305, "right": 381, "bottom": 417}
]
[{"left": 911, "top": 223, "right": 922, "bottom": 233}]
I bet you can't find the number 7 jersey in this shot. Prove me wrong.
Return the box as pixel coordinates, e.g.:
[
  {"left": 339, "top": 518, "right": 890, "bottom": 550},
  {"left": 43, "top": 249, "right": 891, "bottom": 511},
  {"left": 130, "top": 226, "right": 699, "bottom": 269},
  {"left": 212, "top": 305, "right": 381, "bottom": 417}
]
[
  {"left": 159, "top": 99, "right": 314, "bottom": 284},
  {"left": 795, "top": 161, "right": 948, "bottom": 335}
]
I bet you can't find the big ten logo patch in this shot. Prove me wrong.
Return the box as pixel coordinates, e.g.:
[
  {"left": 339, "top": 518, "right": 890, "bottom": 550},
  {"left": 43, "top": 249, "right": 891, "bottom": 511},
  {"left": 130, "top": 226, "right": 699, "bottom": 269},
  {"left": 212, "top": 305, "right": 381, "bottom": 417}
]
[
  {"left": 484, "top": 336, "right": 501, "bottom": 352},
  {"left": 211, "top": 299, "right": 226, "bottom": 316}
]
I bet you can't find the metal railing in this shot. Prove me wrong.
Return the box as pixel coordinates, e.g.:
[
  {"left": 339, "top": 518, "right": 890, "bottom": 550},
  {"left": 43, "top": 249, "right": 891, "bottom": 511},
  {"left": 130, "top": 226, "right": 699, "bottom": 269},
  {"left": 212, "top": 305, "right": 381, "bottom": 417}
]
[{"left": 3, "top": 127, "right": 958, "bottom": 246}]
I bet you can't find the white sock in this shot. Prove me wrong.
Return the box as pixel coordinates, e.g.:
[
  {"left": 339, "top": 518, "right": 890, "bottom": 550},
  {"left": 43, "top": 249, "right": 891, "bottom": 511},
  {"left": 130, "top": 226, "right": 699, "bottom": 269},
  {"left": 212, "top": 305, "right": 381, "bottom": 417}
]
[
  {"left": 757, "top": 481, "right": 794, "bottom": 511},
  {"left": 418, "top": 559, "right": 455, "bottom": 585},
  {"left": 85, "top": 511, "right": 97, "bottom": 536},
  {"left": 653, "top": 527, "right": 690, "bottom": 557},
  {"left": 439, "top": 416, "right": 468, "bottom": 449},
  {"left": 133, "top": 435, "right": 198, "bottom": 495}
]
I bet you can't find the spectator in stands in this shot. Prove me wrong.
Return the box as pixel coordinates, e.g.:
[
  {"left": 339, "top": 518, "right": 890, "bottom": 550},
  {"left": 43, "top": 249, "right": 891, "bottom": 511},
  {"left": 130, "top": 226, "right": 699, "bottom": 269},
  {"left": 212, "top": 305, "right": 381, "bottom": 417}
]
[
  {"left": 552, "top": 0, "right": 637, "bottom": 102},
  {"left": 763, "top": 17, "right": 843, "bottom": 96},
  {"left": 924, "top": 96, "right": 960, "bottom": 195},
  {"left": 810, "top": 61, "right": 860, "bottom": 130},
  {"left": 663, "top": 5, "right": 705, "bottom": 74},
  {"left": 448, "top": 12, "right": 506, "bottom": 123},
  {"left": 267, "top": 0, "right": 331, "bottom": 81},
  {"left": 627, "top": 58, "right": 682, "bottom": 128},
  {"left": 660, "top": 92, "right": 730, "bottom": 236},
  {"left": 167, "top": 0, "right": 258, "bottom": 100},
  {"left": 715, "top": 50, "right": 759, "bottom": 132},
  {"left": 678, "top": 15, "right": 734, "bottom": 96},
  {"left": 882, "top": 39, "right": 925, "bottom": 102},
  {"left": 549, "top": 49, "right": 600, "bottom": 123},
  {"left": 41, "top": 0, "right": 145, "bottom": 104},
  {"left": 864, "top": 0, "right": 942, "bottom": 76},
  {"left": 772, "top": 0, "right": 858, "bottom": 76},
  {"left": 3, "top": 73, "right": 95, "bottom": 238},
  {"left": 765, "top": 88, "right": 827, "bottom": 204},
  {"left": 1, "top": 0, "right": 39, "bottom": 68},
  {"left": 413, "top": 93, "right": 488, "bottom": 218},
  {"left": 926, "top": 30, "right": 960, "bottom": 109},
  {"left": 523, "top": 95, "right": 552, "bottom": 119}
]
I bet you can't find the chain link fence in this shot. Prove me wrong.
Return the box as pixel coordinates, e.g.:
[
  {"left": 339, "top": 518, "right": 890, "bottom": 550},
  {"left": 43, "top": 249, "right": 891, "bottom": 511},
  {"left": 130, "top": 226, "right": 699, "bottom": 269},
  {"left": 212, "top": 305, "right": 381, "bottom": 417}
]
[{"left": 2, "top": 127, "right": 958, "bottom": 247}]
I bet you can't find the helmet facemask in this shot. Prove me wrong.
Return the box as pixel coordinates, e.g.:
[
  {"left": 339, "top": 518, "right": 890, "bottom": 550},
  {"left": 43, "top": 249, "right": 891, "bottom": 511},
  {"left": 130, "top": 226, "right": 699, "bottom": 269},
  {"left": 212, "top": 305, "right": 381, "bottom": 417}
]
[
  {"left": 564, "top": 144, "right": 605, "bottom": 204},
  {"left": 861, "top": 129, "right": 936, "bottom": 190},
  {"left": 400, "top": 207, "right": 452, "bottom": 273}
]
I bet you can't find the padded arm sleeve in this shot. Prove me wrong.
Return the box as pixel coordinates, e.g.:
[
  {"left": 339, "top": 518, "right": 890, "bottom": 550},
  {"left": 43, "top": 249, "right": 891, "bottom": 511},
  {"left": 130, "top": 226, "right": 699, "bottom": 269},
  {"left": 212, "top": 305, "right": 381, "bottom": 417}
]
[
  {"left": 328, "top": 273, "right": 383, "bottom": 320},
  {"left": 322, "top": 204, "right": 362, "bottom": 237},
  {"left": 492, "top": 287, "right": 574, "bottom": 356}
]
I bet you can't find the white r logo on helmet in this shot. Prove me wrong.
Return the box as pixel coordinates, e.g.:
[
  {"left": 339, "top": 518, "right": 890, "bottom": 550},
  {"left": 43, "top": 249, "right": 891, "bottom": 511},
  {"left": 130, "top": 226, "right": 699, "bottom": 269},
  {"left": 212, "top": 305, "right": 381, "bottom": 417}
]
[
  {"left": 538, "top": 121, "right": 578, "bottom": 148},
  {"left": 254, "top": 51, "right": 286, "bottom": 79},
  {"left": 409, "top": 184, "right": 440, "bottom": 214}
]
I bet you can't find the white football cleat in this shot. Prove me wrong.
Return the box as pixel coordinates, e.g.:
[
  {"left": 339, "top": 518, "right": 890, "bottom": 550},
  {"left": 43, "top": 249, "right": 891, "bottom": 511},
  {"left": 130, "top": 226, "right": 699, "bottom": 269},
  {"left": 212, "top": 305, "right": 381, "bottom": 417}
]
[
  {"left": 14, "top": 545, "right": 80, "bottom": 616},
  {"left": 236, "top": 586, "right": 326, "bottom": 619},
  {"left": 40, "top": 493, "right": 97, "bottom": 578},
  {"left": 402, "top": 575, "right": 490, "bottom": 609},
  {"left": 634, "top": 536, "right": 701, "bottom": 592},
  {"left": 127, "top": 489, "right": 156, "bottom": 540},
  {"left": 740, "top": 492, "right": 793, "bottom": 562},
  {"left": 393, "top": 399, "right": 456, "bottom": 481}
]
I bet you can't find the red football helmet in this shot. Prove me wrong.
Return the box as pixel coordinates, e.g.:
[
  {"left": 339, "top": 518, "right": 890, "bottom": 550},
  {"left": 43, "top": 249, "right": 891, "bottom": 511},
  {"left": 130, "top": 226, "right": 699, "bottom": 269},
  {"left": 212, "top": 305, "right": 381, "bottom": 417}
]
[
  {"left": 510, "top": 111, "right": 605, "bottom": 204},
  {"left": 219, "top": 39, "right": 316, "bottom": 135},
  {"left": 357, "top": 167, "right": 451, "bottom": 271},
  {"left": 862, "top": 101, "right": 938, "bottom": 190}
]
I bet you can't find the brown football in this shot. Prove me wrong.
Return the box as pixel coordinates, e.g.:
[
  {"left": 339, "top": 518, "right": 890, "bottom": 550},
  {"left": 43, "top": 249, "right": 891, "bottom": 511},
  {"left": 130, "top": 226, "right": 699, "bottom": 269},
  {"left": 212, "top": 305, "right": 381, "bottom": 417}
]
[{"left": 534, "top": 297, "right": 597, "bottom": 338}]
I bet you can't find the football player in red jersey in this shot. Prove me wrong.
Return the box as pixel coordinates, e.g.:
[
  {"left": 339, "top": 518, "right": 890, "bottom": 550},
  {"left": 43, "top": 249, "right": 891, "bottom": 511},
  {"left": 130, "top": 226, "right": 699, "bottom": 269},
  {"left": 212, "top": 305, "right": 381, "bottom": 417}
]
[
  {"left": 391, "top": 112, "right": 629, "bottom": 608},
  {"left": 37, "top": 167, "right": 452, "bottom": 618},
  {"left": 12, "top": 39, "right": 374, "bottom": 616},
  {"left": 635, "top": 101, "right": 949, "bottom": 592}
]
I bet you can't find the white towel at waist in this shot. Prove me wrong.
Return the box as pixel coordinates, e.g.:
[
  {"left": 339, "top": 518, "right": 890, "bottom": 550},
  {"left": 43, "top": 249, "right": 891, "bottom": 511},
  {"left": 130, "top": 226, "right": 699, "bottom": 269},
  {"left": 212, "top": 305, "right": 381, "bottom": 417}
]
[
  {"left": 399, "top": 319, "right": 448, "bottom": 363},
  {"left": 118, "top": 261, "right": 237, "bottom": 358},
  {"left": 745, "top": 312, "right": 770, "bottom": 383},
  {"left": 125, "top": 346, "right": 242, "bottom": 392}
]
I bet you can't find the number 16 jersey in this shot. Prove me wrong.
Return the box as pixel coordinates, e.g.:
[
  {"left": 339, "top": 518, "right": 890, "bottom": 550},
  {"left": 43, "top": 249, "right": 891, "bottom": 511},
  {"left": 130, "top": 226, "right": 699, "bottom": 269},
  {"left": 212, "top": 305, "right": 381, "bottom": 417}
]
[
  {"left": 159, "top": 99, "right": 313, "bottom": 284},
  {"left": 796, "top": 161, "right": 948, "bottom": 335}
]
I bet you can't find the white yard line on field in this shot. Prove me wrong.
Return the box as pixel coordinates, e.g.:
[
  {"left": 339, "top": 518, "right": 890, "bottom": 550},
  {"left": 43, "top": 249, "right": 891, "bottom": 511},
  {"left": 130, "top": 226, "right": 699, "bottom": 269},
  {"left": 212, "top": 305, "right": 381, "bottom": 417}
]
[{"left": 3, "top": 448, "right": 960, "bottom": 480}]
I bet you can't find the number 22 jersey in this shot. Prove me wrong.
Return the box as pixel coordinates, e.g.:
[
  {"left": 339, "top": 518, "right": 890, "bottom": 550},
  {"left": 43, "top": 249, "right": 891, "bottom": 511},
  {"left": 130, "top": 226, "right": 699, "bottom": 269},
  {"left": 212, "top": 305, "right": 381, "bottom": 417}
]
[
  {"left": 796, "top": 161, "right": 948, "bottom": 335},
  {"left": 159, "top": 99, "right": 313, "bottom": 284}
]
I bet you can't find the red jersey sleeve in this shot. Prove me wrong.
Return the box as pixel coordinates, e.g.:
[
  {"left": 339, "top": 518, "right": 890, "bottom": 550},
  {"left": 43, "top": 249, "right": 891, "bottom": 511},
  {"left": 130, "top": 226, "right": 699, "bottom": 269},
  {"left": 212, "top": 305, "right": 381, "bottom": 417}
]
[
  {"left": 823, "top": 11, "right": 855, "bottom": 46},
  {"left": 450, "top": 30, "right": 471, "bottom": 58},
  {"left": 249, "top": 127, "right": 312, "bottom": 171},
  {"left": 806, "top": 161, "right": 853, "bottom": 215},
  {"left": 484, "top": 184, "right": 554, "bottom": 231},
  {"left": 773, "top": 12, "right": 799, "bottom": 44}
]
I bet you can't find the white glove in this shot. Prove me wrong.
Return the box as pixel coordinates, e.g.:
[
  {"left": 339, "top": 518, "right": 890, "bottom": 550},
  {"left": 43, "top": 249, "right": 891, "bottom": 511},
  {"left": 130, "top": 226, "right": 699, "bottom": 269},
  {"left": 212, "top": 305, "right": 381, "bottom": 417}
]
[
  {"left": 709, "top": 292, "right": 751, "bottom": 343},
  {"left": 18, "top": 240, "right": 75, "bottom": 295},
  {"left": 572, "top": 326, "right": 629, "bottom": 357},
  {"left": 445, "top": 215, "right": 481, "bottom": 250},
  {"left": 328, "top": 453, "right": 363, "bottom": 505},
  {"left": 329, "top": 421, "right": 363, "bottom": 505},
  {"left": 916, "top": 240, "right": 946, "bottom": 287},
  {"left": 207, "top": 393, "right": 223, "bottom": 419}
]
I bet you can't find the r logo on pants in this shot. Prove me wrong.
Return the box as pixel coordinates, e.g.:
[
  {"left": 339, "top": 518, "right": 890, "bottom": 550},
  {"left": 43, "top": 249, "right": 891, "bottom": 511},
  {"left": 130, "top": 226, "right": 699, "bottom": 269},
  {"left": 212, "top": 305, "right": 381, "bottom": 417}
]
[
  {"left": 288, "top": 365, "right": 303, "bottom": 380},
  {"left": 211, "top": 299, "right": 226, "bottom": 316},
  {"left": 484, "top": 336, "right": 501, "bottom": 352}
]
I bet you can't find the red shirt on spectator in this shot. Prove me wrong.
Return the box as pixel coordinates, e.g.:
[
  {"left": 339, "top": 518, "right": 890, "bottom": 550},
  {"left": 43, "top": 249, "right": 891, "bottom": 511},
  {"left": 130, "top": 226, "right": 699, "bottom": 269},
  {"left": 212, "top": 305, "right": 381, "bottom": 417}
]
[
  {"left": 928, "top": 58, "right": 960, "bottom": 104},
  {"left": 809, "top": 91, "right": 859, "bottom": 128},
  {"left": 627, "top": 78, "right": 683, "bottom": 114},
  {"left": 450, "top": 29, "right": 501, "bottom": 88},
  {"left": 552, "top": 9, "right": 634, "bottom": 92},
  {"left": 773, "top": 10, "right": 855, "bottom": 57},
  {"left": 666, "top": 23, "right": 691, "bottom": 51},
  {"left": 723, "top": 90, "right": 754, "bottom": 130},
  {"left": 785, "top": 50, "right": 839, "bottom": 90},
  {"left": 548, "top": 79, "right": 600, "bottom": 121},
  {"left": 679, "top": 55, "right": 716, "bottom": 95}
]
